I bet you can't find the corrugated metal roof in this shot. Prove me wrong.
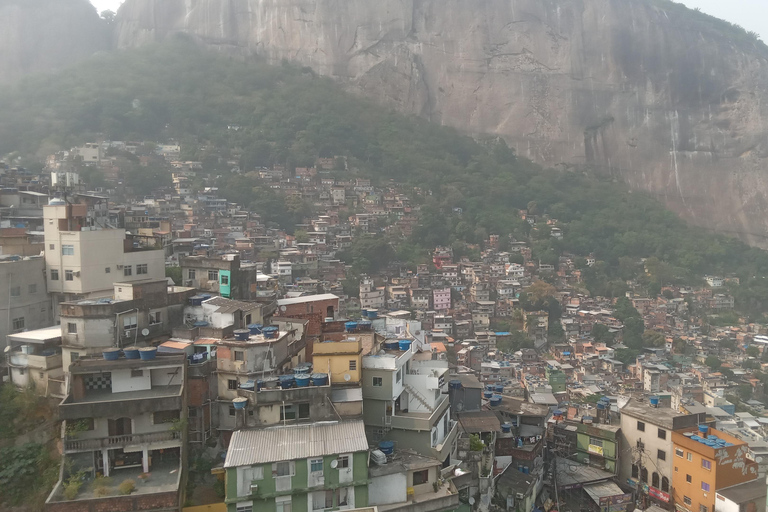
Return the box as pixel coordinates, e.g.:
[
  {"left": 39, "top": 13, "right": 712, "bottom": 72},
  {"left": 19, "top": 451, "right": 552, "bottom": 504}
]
[
  {"left": 224, "top": 420, "right": 368, "bottom": 468},
  {"left": 277, "top": 293, "right": 339, "bottom": 306}
]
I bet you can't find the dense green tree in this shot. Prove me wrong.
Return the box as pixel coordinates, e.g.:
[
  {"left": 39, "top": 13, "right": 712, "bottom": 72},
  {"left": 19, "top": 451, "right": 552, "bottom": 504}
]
[{"left": 705, "top": 356, "right": 722, "bottom": 370}]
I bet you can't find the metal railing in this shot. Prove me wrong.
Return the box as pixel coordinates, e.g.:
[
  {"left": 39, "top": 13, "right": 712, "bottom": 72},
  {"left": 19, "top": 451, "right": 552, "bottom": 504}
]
[{"left": 64, "top": 430, "right": 181, "bottom": 452}]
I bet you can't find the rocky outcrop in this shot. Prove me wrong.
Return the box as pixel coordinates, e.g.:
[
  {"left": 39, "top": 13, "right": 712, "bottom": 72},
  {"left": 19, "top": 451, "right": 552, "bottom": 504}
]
[
  {"left": 113, "top": 0, "right": 768, "bottom": 245},
  {"left": 0, "top": 0, "right": 109, "bottom": 83}
]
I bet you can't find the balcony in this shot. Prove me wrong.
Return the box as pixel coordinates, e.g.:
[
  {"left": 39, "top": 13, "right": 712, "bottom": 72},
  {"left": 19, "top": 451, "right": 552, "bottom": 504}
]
[
  {"left": 64, "top": 430, "right": 181, "bottom": 453},
  {"left": 8, "top": 351, "right": 62, "bottom": 370},
  {"left": 389, "top": 394, "right": 450, "bottom": 431},
  {"left": 377, "top": 479, "right": 459, "bottom": 512},
  {"left": 59, "top": 385, "right": 183, "bottom": 420}
]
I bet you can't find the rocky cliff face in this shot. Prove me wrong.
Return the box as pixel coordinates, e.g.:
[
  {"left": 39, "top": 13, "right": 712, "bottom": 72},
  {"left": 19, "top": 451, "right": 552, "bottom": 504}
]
[
  {"left": 0, "top": 0, "right": 109, "bottom": 83},
  {"left": 50, "top": 0, "right": 768, "bottom": 244}
]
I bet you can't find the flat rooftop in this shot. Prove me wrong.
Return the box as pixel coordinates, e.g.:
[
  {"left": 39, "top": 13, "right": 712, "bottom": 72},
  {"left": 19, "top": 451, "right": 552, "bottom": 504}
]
[
  {"left": 8, "top": 325, "right": 61, "bottom": 344},
  {"left": 620, "top": 400, "right": 689, "bottom": 430},
  {"left": 717, "top": 478, "right": 767, "bottom": 503}
]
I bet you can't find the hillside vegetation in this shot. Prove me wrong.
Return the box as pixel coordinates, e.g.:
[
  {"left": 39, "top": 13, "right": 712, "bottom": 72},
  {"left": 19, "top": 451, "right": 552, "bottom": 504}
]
[{"left": 3, "top": 37, "right": 768, "bottom": 314}]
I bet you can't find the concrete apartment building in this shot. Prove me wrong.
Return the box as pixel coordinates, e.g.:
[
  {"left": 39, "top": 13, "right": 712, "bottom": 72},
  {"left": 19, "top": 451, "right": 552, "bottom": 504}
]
[
  {"left": 0, "top": 254, "right": 52, "bottom": 352},
  {"left": 6, "top": 326, "right": 65, "bottom": 397},
  {"left": 44, "top": 202, "right": 165, "bottom": 314},
  {"left": 672, "top": 426, "right": 758, "bottom": 512},
  {"left": 362, "top": 338, "right": 458, "bottom": 465},
  {"left": 58, "top": 280, "right": 196, "bottom": 370},
  {"left": 619, "top": 398, "right": 707, "bottom": 509},
  {"left": 360, "top": 277, "right": 385, "bottom": 310},
  {"left": 47, "top": 353, "right": 187, "bottom": 511},
  {"left": 180, "top": 254, "right": 267, "bottom": 300}
]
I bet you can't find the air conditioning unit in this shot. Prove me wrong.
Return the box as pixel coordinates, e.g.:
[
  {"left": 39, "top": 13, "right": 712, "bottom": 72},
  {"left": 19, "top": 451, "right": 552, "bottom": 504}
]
[
  {"left": 250, "top": 483, "right": 258, "bottom": 492},
  {"left": 73, "top": 271, "right": 80, "bottom": 277},
  {"left": 516, "top": 493, "right": 525, "bottom": 500}
]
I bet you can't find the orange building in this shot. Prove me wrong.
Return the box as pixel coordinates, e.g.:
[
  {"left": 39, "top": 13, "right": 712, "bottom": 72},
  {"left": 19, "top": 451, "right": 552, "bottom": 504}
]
[{"left": 671, "top": 426, "right": 758, "bottom": 512}]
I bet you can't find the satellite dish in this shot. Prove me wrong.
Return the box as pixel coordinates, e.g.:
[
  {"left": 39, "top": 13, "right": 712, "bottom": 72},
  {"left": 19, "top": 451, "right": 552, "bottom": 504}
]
[
  {"left": 469, "top": 497, "right": 475, "bottom": 505},
  {"left": 141, "top": 328, "right": 150, "bottom": 336},
  {"left": 330, "top": 460, "right": 338, "bottom": 469},
  {"left": 344, "top": 373, "right": 351, "bottom": 382},
  {"left": 281, "top": 306, "right": 287, "bottom": 312}
]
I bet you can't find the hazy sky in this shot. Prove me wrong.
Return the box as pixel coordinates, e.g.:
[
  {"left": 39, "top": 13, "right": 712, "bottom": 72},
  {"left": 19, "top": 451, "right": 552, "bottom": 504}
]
[{"left": 89, "top": 0, "right": 768, "bottom": 41}]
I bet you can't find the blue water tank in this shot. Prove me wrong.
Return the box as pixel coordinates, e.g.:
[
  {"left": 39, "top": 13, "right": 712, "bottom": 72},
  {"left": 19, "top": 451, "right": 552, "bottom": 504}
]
[
  {"left": 233, "top": 398, "right": 247, "bottom": 410},
  {"left": 378, "top": 441, "right": 395, "bottom": 455},
  {"left": 311, "top": 373, "right": 329, "bottom": 386},
  {"left": 278, "top": 375, "right": 295, "bottom": 389},
  {"left": 449, "top": 379, "right": 462, "bottom": 390},
  {"left": 247, "top": 324, "right": 263, "bottom": 335},
  {"left": 490, "top": 395, "right": 502, "bottom": 407},
  {"left": 234, "top": 329, "right": 250, "bottom": 341},
  {"left": 358, "top": 321, "right": 372, "bottom": 330},
  {"left": 345, "top": 321, "right": 358, "bottom": 332},
  {"left": 295, "top": 374, "right": 311, "bottom": 387},
  {"left": 398, "top": 339, "right": 412, "bottom": 351},
  {"left": 699, "top": 424, "right": 710, "bottom": 435},
  {"left": 484, "top": 391, "right": 494, "bottom": 399},
  {"left": 501, "top": 423, "right": 512, "bottom": 433},
  {"left": 193, "top": 321, "right": 209, "bottom": 327},
  {"left": 495, "top": 384, "right": 504, "bottom": 393},
  {"left": 650, "top": 396, "right": 660, "bottom": 406},
  {"left": 384, "top": 341, "right": 400, "bottom": 350},
  {"left": 262, "top": 326, "right": 278, "bottom": 339},
  {"left": 597, "top": 402, "right": 606, "bottom": 410}
]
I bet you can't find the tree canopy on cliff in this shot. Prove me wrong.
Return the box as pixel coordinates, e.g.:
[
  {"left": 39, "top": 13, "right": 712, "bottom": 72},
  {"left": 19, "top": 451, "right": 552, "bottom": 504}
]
[{"left": 3, "top": 37, "right": 768, "bottom": 313}]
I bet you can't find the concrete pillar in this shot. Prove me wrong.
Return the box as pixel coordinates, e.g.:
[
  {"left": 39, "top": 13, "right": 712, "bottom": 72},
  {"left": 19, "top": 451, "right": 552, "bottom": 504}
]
[
  {"left": 142, "top": 447, "right": 149, "bottom": 473},
  {"left": 102, "top": 449, "right": 110, "bottom": 477}
]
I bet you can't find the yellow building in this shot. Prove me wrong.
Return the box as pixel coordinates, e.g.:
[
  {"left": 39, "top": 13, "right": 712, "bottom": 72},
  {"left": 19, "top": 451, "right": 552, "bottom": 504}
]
[{"left": 313, "top": 335, "right": 364, "bottom": 384}]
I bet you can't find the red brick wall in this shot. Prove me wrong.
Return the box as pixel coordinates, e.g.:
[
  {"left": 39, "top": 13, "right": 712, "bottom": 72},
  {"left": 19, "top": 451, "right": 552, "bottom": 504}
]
[
  {"left": 46, "top": 490, "right": 178, "bottom": 512},
  {"left": 188, "top": 377, "right": 211, "bottom": 407}
]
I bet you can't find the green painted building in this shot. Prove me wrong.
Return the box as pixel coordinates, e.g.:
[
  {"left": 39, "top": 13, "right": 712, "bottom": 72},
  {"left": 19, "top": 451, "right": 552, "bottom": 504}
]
[
  {"left": 545, "top": 367, "right": 566, "bottom": 393},
  {"left": 224, "top": 420, "right": 370, "bottom": 512},
  {"left": 573, "top": 422, "right": 621, "bottom": 474}
]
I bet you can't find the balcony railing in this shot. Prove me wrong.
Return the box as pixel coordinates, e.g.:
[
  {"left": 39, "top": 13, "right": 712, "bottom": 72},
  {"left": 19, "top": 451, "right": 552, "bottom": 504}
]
[{"left": 64, "top": 430, "right": 181, "bottom": 452}]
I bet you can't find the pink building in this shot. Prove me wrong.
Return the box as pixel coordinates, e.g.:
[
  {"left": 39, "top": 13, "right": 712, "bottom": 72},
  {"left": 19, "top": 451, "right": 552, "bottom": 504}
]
[{"left": 433, "top": 287, "right": 452, "bottom": 311}]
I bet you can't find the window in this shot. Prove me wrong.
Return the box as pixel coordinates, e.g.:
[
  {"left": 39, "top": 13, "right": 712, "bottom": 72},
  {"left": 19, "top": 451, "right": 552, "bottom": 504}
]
[
  {"left": 49, "top": 244, "right": 55, "bottom": 250},
  {"left": 432, "top": 429, "right": 438, "bottom": 445},
  {"left": 658, "top": 450, "right": 666, "bottom": 461},
  {"left": 413, "top": 469, "right": 429, "bottom": 485},
  {"left": 281, "top": 404, "right": 309, "bottom": 421},
  {"left": 70, "top": 352, "right": 79, "bottom": 361},
  {"left": 396, "top": 369, "right": 402, "bottom": 383},
  {"left": 274, "top": 461, "right": 294, "bottom": 477},
  {"left": 658, "top": 428, "right": 667, "bottom": 440},
  {"left": 188, "top": 269, "right": 196, "bottom": 279},
  {"left": 687, "top": 452, "right": 693, "bottom": 461},
  {"left": 123, "top": 316, "right": 137, "bottom": 330},
  {"left": 700, "top": 506, "right": 708, "bottom": 512},
  {"left": 105, "top": 267, "right": 110, "bottom": 273},
  {"left": 137, "top": 263, "right": 148, "bottom": 275},
  {"left": 631, "top": 464, "right": 639, "bottom": 479},
  {"left": 131, "top": 369, "right": 144, "bottom": 378},
  {"left": 62, "top": 245, "right": 74, "bottom": 255},
  {"left": 234, "top": 351, "right": 244, "bottom": 361},
  {"left": 373, "top": 377, "right": 383, "bottom": 387},
  {"left": 228, "top": 379, "right": 238, "bottom": 390},
  {"left": 236, "top": 504, "right": 253, "bottom": 512},
  {"left": 298, "top": 403, "right": 310, "bottom": 419},
  {"left": 312, "top": 490, "right": 333, "bottom": 510},
  {"left": 349, "top": 360, "right": 357, "bottom": 371},
  {"left": 652, "top": 472, "right": 660, "bottom": 489},
  {"left": 221, "top": 274, "right": 229, "bottom": 285},
  {"left": 65, "top": 270, "right": 74, "bottom": 281},
  {"left": 641, "top": 468, "right": 648, "bottom": 484},
  {"left": 10, "top": 286, "right": 20, "bottom": 297},
  {"left": 149, "top": 311, "right": 161, "bottom": 325},
  {"left": 637, "top": 421, "right": 645, "bottom": 431},
  {"left": 702, "top": 459, "right": 712, "bottom": 470},
  {"left": 276, "top": 496, "right": 292, "bottom": 512},
  {"left": 684, "top": 497, "right": 692, "bottom": 506},
  {"left": 686, "top": 474, "right": 692, "bottom": 483},
  {"left": 153, "top": 410, "right": 179, "bottom": 424},
  {"left": 12, "top": 317, "right": 24, "bottom": 331},
  {"left": 701, "top": 481, "right": 710, "bottom": 492},
  {"left": 229, "top": 406, "right": 236, "bottom": 416},
  {"left": 661, "top": 477, "right": 669, "bottom": 493},
  {"left": 208, "top": 270, "right": 218, "bottom": 280},
  {"left": 676, "top": 448, "right": 684, "bottom": 458},
  {"left": 28, "top": 284, "right": 37, "bottom": 294},
  {"left": 124, "top": 265, "right": 132, "bottom": 276},
  {"left": 310, "top": 458, "right": 323, "bottom": 473},
  {"left": 336, "top": 455, "right": 349, "bottom": 469},
  {"left": 50, "top": 269, "right": 59, "bottom": 280},
  {"left": 589, "top": 437, "right": 604, "bottom": 448}
]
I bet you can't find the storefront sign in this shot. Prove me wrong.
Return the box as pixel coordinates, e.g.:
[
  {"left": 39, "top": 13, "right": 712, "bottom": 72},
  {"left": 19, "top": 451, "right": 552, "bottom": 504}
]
[
  {"left": 648, "top": 487, "right": 670, "bottom": 503},
  {"left": 588, "top": 444, "right": 604, "bottom": 456}
]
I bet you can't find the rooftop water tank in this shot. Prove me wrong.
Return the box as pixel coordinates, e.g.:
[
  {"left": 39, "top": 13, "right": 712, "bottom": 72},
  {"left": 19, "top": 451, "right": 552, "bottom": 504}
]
[
  {"left": 371, "top": 449, "right": 388, "bottom": 465},
  {"left": 234, "top": 329, "right": 250, "bottom": 341},
  {"left": 262, "top": 326, "right": 278, "bottom": 339},
  {"left": 247, "top": 324, "right": 263, "bottom": 335},
  {"left": 398, "top": 339, "right": 412, "bottom": 351},
  {"left": 501, "top": 423, "right": 512, "bottom": 433},
  {"left": 699, "top": 425, "right": 710, "bottom": 435},
  {"left": 490, "top": 395, "right": 502, "bottom": 407},
  {"left": 583, "top": 415, "right": 594, "bottom": 425},
  {"left": 232, "top": 397, "right": 248, "bottom": 410},
  {"left": 345, "top": 321, "right": 358, "bottom": 332},
  {"left": 449, "top": 379, "right": 462, "bottom": 390},
  {"left": 378, "top": 440, "right": 395, "bottom": 455},
  {"left": 650, "top": 396, "right": 660, "bottom": 407}
]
